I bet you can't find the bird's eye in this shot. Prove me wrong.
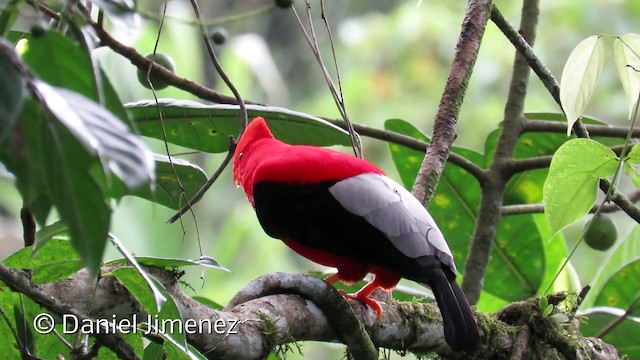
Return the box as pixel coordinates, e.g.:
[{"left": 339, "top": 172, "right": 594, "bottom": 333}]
[{"left": 238, "top": 152, "right": 243, "bottom": 160}]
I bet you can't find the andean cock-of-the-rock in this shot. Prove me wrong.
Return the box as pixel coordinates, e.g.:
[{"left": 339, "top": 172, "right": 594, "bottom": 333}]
[{"left": 232, "top": 117, "right": 480, "bottom": 352}]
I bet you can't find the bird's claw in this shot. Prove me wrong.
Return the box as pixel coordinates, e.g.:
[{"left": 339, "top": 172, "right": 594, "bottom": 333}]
[{"left": 341, "top": 292, "right": 383, "bottom": 320}]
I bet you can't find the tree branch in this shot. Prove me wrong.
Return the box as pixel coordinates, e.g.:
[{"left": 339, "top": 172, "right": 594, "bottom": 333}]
[
  {"left": 525, "top": 120, "right": 640, "bottom": 138},
  {"left": 411, "top": 0, "right": 493, "bottom": 205},
  {"left": 502, "top": 144, "right": 632, "bottom": 175},
  {"left": 490, "top": 6, "right": 559, "bottom": 105},
  {"left": 225, "top": 273, "right": 377, "bottom": 360},
  {"left": 462, "top": 0, "right": 538, "bottom": 304},
  {"left": 0, "top": 264, "right": 138, "bottom": 360},
  {"left": 501, "top": 191, "right": 640, "bottom": 216},
  {"left": 323, "top": 119, "right": 488, "bottom": 182},
  {"left": 80, "top": 8, "right": 260, "bottom": 106},
  {"left": 0, "top": 266, "right": 620, "bottom": 359}
]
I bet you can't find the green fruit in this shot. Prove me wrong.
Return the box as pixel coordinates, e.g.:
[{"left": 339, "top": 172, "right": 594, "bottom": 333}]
[
  {"left": 209, "top": 26, "right": 228, "bottom": 45},
  {"left": 584, "top": 214, "right": 617, "bottom": 251},
  {"left": 30, "top": 21, "right": 47, "bottom": 37},
  {"left": 136, "top": 53, "right": 176, "bottom": 90},
  {"left": 275, "top": 0, "right": 294, "bottom": 8}
]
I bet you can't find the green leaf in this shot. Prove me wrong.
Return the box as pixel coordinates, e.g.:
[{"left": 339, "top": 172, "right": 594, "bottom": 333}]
[
  {"left": 109, "top": 234, "right": 167, "bottom": 312},
  {"left": 191, "top": 296, "right": 224, "bottom": 311},
  {"left": 2, "top": 239, "right": 83, "bottom": 284},
  {"left": 35, "top": 81, "right": 155, "bottom": 189},
  {"left": 33, "top": 220, "right": 69, "bottom": 254},
  {"left": 11, "top": 100, "right": 110, "bottom": 276},
  {"left": 126, "top": 100, "right": 351, "bottom": 152},
  {"left": 19, "top": 29, "right": 131, "bottom": 127},
  {"left": 538, "top": 295, "right": 549, "bottom": 311},
  {"left": 103, "top": 154, "right": 207, "bottom": 210},
  {"left": 593, "top": 259, "right": 640, "bottom": 316},
  {"left": 543, "top": 138, "right": 618, "bottom": 236},
  {"left": 583, "top": 224, "right": 640, "bottom": 309},
  {"left": 161, "top": 334, "right": 207, "bottom": 360},
  {"left": 106, "top": 267, "right": 186, "bottom": 348},
  {"left": 0, "top": 1, "right": 21, "bottom": 36},
  {"left": 19, "top": 31, "right": 97, "bottom": 100},
  {"left": 560, "top": 35, "right": 605, "bottom": 135},
  {"left": 0, "top": 100, "right": 52, "bottom": 224},
  {"left": 624, "top": 143, "right": 640, "bottom": 188},
  {"left": 614, "top": 33, "right": 640, "bottom": 119},
  {"left": 41, "top": 119, "right": 111, "bottom": 276},
  {"left": 105, "top": 255, "right": 228, "bottom": 272},
  {"left": 385, "top": 119, "right": 545, "bottom": 301},
  {"left": 143, "top": 342, "right": 165, "bottom": 360},
  {"left": 580, "top": 307, "right": 640, "bottom": 359},
  {"left": 0, "top": 38, "right": 25, "bottom": 143}
]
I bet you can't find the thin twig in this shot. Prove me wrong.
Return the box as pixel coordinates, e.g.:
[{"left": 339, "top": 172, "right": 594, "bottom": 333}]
[
  {"left": 524, "top": 120, "right": 640, "bottom": 138},
  {"left": 83, "top": 12, "right": 260, "bottom": 106},
  {"left": 501, "top": 191, "right": 640, "bottom": 216},
  {"left": 168, "top": 143, "right": 235, "bottom": 224},
  {"left": 291, "top": 2, "right": 362, "bottom": 158},
  {"left": 133, "top": 0, "right": 202, "bottom": 249},
  {"left": 320, "top": 0, "right": 347, "bottom": 120},
  {"left": 20, "top": 208, "right": 35, "bottom": 247},
  {"left": 167, "top": 0, "right": 248, "bottom": 225},
  {"left": 139, "top": 4, "right": 275, "bottom": 27},
  {"left": 502, "top": 143, "right": 634, "bottom": 175},
  {"left": 411, "top": 0, "right": 493, "bottom": 205},
  {"left": 323, "top": 118, "right": 488, "bottom": 182},
  {"left": 595, "top": 298, "right": 640, "bottom": 338}
]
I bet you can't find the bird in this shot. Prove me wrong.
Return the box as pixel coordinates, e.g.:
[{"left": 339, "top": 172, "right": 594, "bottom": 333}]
[{"left": 232, "top": 117, "right": 479, "bottom": 352}]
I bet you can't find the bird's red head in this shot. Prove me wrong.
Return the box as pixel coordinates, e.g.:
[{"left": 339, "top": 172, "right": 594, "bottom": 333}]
[{"left": 233, "top": 117, "right": 275, "bottom": 189}]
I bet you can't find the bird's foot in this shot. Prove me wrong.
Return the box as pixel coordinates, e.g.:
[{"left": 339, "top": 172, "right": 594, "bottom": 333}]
[{"left": 343, "top": 292, "right": 383, "bottom": 320}]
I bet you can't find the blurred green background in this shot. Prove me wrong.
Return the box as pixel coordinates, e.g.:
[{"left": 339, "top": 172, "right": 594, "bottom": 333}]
[{"left": 1, "top": 0, "right": 639, "bottom": 358}]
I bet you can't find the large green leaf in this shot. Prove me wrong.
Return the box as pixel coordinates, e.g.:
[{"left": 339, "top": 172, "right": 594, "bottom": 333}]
[
  {"left": 593, "top": 259, "right": 640, "bottom": 316},
  {"left": 560, "top": 35, "right": 605, "bottom": 134},
  {"left": 106, "top": 267, "right": 185, "bottom": 348},
  {"left": 2, "top": 100, "right": 111, "bottom": 275},
  {"left": 105, "top": 255, "right": 228, "bottom": 272},
  {"left": 385, "top": 119, "right": 545, "bottom": 301},
  {"left": 41, "top": 118, "right": 111, "bottom": 276},
  {"left": 543, "top": 138, "right": 619, "bottom": 236},
  {"left": 583, "top": 225, "right": 640, "bottom": 309},
  {"left": 0, "top": 38, "right": 24, "bottom": 143},
  {"left": 103, "top": 154, "right": 207, "bottom": 210},
  {"left": 0, "top": 100, "right": 52, "bottom": 224},
  {"left": 35, "top": 81, "right": 154, "bottom": 189},
  {"left": 2, "top": 239, "right": 82, "bottom": 284},
  {"left": 614, "top": 33, "right": 640, "bottom": 119},
  {"left": 109, "top": 234, "right": 167, "bottom": 312},
  {"left": 126, "top": 100, "right": 351, "bottom": 152},
  {"left": 0, "top": 288, "right": 75, "bottom": 359},
  {"left": 19, "top": 31, "right": 96, "bottom": 100},
  {"left": 19, "top": 30, "right": 130, "bottom": 125},
  {"left": 580, "top": 307, "right": 640, "bottom": 359}
]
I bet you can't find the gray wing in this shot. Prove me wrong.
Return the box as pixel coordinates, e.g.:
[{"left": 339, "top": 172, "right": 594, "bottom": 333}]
[{"left": 328, "top": 173, "right": 456, "bottom": 273}]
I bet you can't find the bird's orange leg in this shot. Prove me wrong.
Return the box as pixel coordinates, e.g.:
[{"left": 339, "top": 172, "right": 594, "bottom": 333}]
[{"left": 345, "top": 280, "right": 384, "bottom": 319}]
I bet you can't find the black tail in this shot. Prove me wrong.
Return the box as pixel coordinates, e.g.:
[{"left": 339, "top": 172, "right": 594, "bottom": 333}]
[{"left": 422, "top": 268, "right": 480, "bottom": 352}]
